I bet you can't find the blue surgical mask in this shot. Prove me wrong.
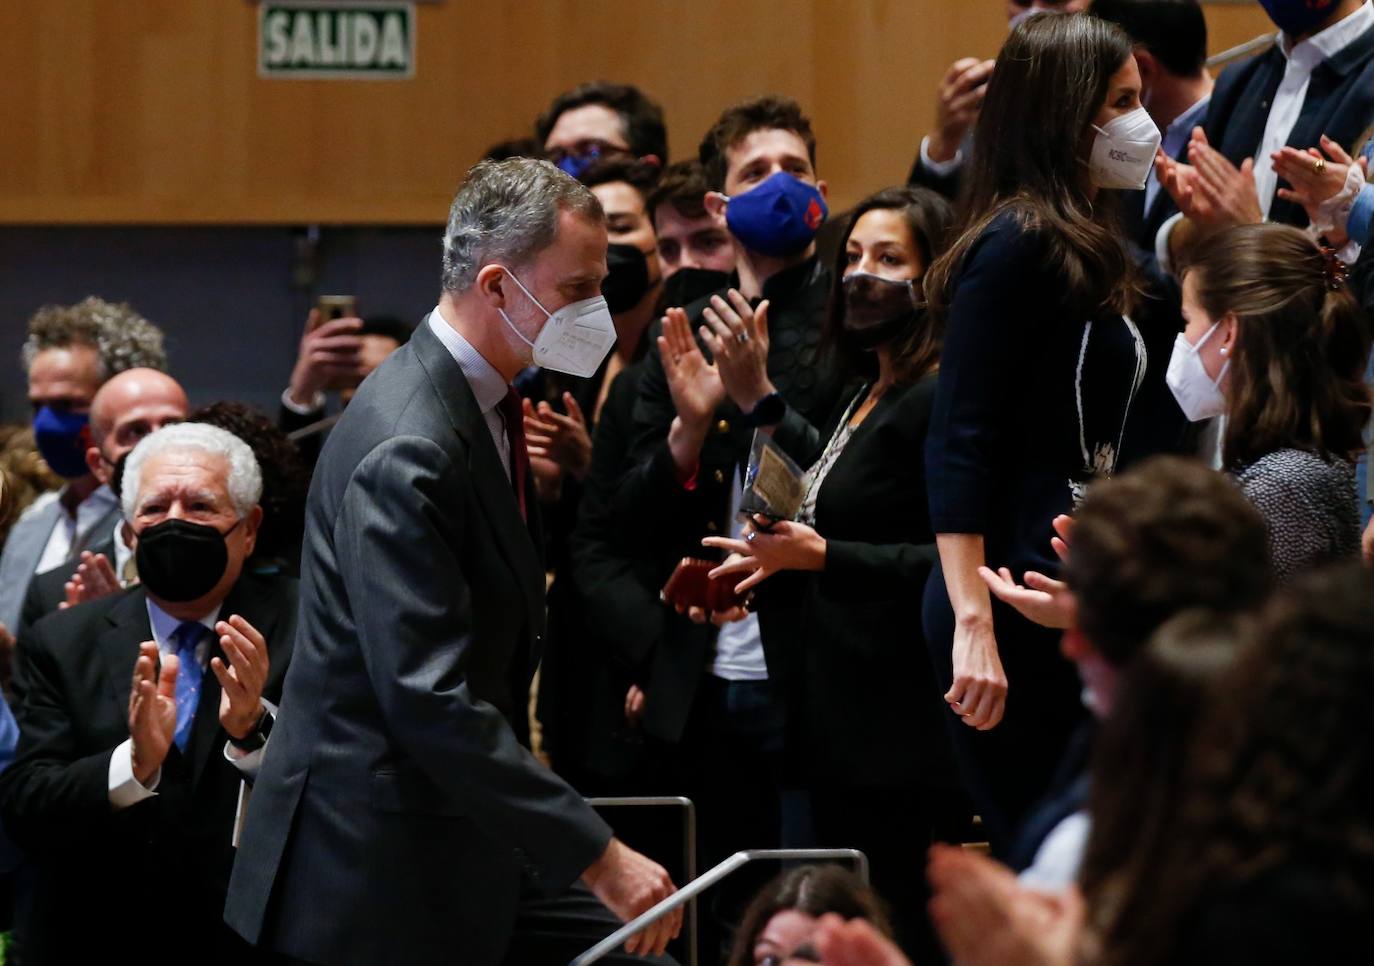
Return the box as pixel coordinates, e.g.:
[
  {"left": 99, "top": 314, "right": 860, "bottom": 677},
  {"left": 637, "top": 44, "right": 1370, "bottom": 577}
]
[
  {"left": 33, "top": 406, "right": 92, "bottom": 479},
  {"left": 722, "top": 172, "right": 828, "bottom": 258},
  {"left": 1259, "top": 0, "right": 1339, "bottom": 36},
  {"left": 554, "top": 147, "right": 602, "bottom": 180}
]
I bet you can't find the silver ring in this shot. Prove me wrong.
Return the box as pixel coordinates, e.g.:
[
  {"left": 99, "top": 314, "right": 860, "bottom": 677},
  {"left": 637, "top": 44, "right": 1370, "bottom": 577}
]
[
  {"left": 736, "top": 331, "right": 750, "bottom": 345},
  {"left": 745, "top": 531, "right": 757, "bottom": 544}
]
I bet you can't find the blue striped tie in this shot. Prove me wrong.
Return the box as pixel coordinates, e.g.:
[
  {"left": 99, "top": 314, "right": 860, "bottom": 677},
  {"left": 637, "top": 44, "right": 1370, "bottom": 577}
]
[{"left": 170, "top": 622, "right": 208, "bottom": 752}]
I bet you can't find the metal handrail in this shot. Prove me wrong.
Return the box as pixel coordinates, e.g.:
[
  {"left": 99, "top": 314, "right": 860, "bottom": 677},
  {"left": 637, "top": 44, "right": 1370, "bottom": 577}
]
[
  {"left": 571, "top": 847, "right": 869, "bottom": 966},
  {"left": 585, "top": 796, "right": 698, "bottom": 966},
  {"left": 1206, "top": 32, "right": 1276, "bottom": 71},
  {"left": 285, "top": 410, "right": 344, "bottom": 442}
]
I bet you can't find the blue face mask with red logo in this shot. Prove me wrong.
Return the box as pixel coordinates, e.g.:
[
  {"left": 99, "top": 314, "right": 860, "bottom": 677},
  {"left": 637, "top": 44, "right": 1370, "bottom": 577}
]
[
  {"left": 723, "top": 172, "right": 828, "bottom": 258},
  {"left": 33, "top": 406, "right": 92, "bottom": 479},
  {"left": 1259, "top": 0, "right": 1338, "bottom": 36},
  {"left": 554, "top": 146, "right": 603, "bottom": 180}
]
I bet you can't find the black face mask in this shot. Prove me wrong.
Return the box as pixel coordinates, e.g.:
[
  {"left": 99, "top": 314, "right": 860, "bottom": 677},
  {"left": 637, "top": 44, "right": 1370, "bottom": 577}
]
[
  {"left": 661, "top": 267, "right": 733, "bottom": 310},
  {"left": 843, "top": 272, "right": 923, "bottom": 351},
  {"left": 135, "top": 517, "right": 240, "bottom": 603},
  {"left": 602, "top": 243, "right": 653, "bottom": 315}
]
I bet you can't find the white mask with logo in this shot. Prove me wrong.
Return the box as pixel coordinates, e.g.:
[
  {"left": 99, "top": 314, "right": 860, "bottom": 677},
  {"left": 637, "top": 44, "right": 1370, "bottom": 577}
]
[
  {"left": 497, "top": 269, "right": 617, "bottom": 378},
  {"left": 1165, "top": 321, "right": 1230, "bottom": 422},
  {"left": 1088, "top": 107, "right": 1162, "bottom": 190}
]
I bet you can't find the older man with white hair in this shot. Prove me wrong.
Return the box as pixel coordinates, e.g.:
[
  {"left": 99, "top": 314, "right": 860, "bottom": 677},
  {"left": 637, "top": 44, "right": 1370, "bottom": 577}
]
[{"left": 0, "top": 423, "right": 296, "bottom": 966}]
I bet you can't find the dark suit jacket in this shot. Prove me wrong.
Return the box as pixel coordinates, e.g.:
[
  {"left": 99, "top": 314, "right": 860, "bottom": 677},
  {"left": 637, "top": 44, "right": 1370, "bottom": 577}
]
[
  {"left": 0, "top": 574, "right": 296, "bottom": 966},
  {"left": 616, "top": 257, "right": 845, "bottom": 745},
  {"left": 756, "top": 376, "right": 960, "bottom": 790},
  {"left": 15, "top": 537, "right": 117, "bottom": 644},
  {"left": 225, "top": 320, "right": 613, "bottom": 966}
]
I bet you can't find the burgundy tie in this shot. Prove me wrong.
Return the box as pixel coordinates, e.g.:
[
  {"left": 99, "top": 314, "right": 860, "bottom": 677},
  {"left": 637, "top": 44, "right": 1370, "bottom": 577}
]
[{"left": 498, "top": 388, "right": 529, "bottom": 521}]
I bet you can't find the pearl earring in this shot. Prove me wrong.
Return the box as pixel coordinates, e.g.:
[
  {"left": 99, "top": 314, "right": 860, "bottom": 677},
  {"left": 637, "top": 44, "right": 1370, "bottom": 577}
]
[{"left": 1219, "top": 347, "right": 1228, "bottom": 355}]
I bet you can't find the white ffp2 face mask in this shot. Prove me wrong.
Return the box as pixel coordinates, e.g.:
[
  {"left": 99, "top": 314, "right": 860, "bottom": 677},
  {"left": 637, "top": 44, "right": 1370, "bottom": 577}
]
[
  {"left": 498, "top": 269, "right": 618, "bottom": 378},
  {"left": 1165, "top": 322, "right": 1230, "bottom": 422},
  {"left": 1089, "top": 107, "right": 1162, "bottom": 191}
]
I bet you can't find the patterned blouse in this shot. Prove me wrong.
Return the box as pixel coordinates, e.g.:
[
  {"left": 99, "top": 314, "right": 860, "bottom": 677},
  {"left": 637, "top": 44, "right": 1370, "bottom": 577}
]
[{"left": 1234, "top": 448, "right": 1360, "bottom": 584}]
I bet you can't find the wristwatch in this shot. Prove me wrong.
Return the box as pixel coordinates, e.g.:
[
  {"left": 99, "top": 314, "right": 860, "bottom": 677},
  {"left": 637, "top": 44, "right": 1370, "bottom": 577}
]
[
  {"left": 740, "top": 391, "right": 785, "bottom": 428},
  {"left": 229, "top": 708, "right": 274, "bottom": 753}
]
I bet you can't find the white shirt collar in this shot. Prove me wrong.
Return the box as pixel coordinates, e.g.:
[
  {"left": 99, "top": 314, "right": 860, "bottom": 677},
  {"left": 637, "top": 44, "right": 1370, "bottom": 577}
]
[
  {"left": 426, "top": 307, "right": 509, "bottom": 414},
  {"left": 1277, "top": 0, "right": 1374, "bottom": 69},
  {"left": 145, "top": 596, "right": 222, "bottom": 659}
]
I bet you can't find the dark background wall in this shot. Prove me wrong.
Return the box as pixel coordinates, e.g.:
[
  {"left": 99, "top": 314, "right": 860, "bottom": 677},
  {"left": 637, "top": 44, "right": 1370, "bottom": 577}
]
[{"left": 0, "top": 226, "right": 443, "bottom": 423}]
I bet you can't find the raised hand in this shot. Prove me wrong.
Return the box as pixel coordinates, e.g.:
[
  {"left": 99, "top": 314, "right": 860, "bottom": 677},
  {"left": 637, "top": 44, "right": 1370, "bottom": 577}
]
[
  {"left": 581, "top": 838, "right": 682, "bottom": 957},
  {"left": 658, "top": 307, "right": 725, "bottom": 428},
  {"left": 128, "top": 642, "right": 179, "bottom": 785},
  {"left": 524, "top": 392, "right": 593, "bottom": 481},
  {"left": 61, "top": 551, "right": 121, "bottom": 609},
  {"left": 287, "top": 311, "right": 366, "bottom": 406},
  {"left": 928, "top": 57, "right": 995, "bottom": 165},
  {"left": 698, "top": 291, "right": 775, "bottom": 413},
  {"left": 211, "top": 615, "right": 270, "bottom": 740}
]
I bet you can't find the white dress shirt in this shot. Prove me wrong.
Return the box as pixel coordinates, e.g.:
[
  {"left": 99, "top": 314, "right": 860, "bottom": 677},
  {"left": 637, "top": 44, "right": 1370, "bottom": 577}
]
[
  {"left": 34, "top": 484, "right": 119, "bottom": 575},
  {"left": 107, "top": 599, "right": 221, "bottom": 809},
  {"left": 1254, "top": 1, "right": 1374, "bottom": 218},
  {"left": 710, "top": 467, "right": 769, "bottom": 682},
  {"left": 426, "top": 306, "right": 514, "bottom": 479},
  {"left": 1155, "top": 1, "right": 1374, "bottom": 272}
]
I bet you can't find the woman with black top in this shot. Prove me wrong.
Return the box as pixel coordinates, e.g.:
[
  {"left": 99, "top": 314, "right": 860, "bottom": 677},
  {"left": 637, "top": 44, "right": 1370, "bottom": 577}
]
[
  {"left": 921, "top": 13, "right": 1164, "bottom": 852},
  {"left": 1171, "top": 223, "right": 1370, "bottom": 584},
  {"left": 701, "top": 185, "right": 966, "bottom": 961}
]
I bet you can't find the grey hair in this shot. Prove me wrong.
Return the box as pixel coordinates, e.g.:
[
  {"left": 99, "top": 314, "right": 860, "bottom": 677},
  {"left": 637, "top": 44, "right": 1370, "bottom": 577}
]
[
  {"left": 441, "top": 157, "right": 604, "bottom": 294},
  {"left": 122, "top": 423, "right": 263, "bottom": 522},
  {"left": 21, "top": 296, "right": 167, "bottom": 379}
]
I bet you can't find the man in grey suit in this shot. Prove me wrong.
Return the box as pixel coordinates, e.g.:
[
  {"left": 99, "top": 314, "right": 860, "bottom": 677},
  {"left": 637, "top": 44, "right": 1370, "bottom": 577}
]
[
  {"left": 0, "top": 298, "right": 166, "bottom": 641},
  {"left": 226, "top": 158, "right": 682, "bottom": 965}
]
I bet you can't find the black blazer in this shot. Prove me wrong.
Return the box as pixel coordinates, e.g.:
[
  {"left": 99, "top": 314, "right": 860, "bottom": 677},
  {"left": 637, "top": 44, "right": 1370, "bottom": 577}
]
[
  {"left": 756, "top": 376, "right": 960, "bottom": 789},
  {"left": 225, "top": 320, "right": 613, "bottom": 966},
  {"left": 616, "top": 257, "right": 846, "bottom": 744},
  {"left": 0, "top": 574, "right": 296, "bottom": 966}
]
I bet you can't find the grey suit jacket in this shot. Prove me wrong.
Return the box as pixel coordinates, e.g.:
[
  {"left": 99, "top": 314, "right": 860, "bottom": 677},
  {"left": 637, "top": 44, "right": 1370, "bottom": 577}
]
[
  {"left": 225, "top": 320, "right": 613, "bottom": 966},
  {"left": 0, "top": 493, "right": 120, "bottom": 633}
]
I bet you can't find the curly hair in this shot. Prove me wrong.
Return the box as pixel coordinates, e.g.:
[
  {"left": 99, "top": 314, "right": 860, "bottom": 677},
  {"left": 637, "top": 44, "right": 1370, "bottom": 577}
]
[
  {"left": 21, "top": 296, "right": 167, "bottom": 379},
  {"left": 0, "top": 425, "right": 61, "bottom": 545},
  {"left": 1091, "top": 563, "right": 1374, "bottom": 966},
  {"left": 187, "top": 401, "right": 309, "bottom": 566}
]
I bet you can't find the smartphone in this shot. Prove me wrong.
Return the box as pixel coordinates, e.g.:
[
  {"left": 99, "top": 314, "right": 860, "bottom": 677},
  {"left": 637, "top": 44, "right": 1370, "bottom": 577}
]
[{"left": 313, "top": 295, "right": 357, "bottom": 328}]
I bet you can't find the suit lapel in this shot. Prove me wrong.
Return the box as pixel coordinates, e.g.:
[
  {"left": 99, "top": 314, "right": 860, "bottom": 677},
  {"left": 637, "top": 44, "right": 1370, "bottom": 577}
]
[
  {"left": 411, "top": 323, "right": 545, "bottom": 636},
  {"left": 0, "top": 501, "right": 61, "bottom": 626},
  {"left": 97, "top": 588, "right": 156, "bottom": 718}
]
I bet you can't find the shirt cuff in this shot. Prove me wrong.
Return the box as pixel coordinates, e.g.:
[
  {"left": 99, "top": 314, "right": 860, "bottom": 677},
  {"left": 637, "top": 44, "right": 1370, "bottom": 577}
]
[
  {"left": 919, "top": 135, "right": 964, "bottom": 177},
  {"left": 1154, "top": 211, "right": 1186, "bottom": 278},
  {"left": 108, "top": 737, "right": 159, "bottom": 809},
  {"left": 223, "top": 700, "right": 276, "bottom": 781},
  {"left": 1346, "top": 185, "right": 1374, "bottom": 248},
  {"left": 280, "top": 386, "right": 325, "bottom": 416}
]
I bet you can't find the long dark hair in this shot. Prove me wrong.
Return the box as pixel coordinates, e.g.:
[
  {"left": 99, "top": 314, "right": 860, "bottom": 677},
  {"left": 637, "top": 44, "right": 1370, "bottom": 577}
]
[
  {"left": 726, "top": 865, "right": 892, "bottom": 966},
  {"left": 1090, "top": 563, "right": 1374, "bottom": 966},
  {"left": 1080, "top": 610, "right": 1247, "bottom": 959},
  {"left": 924, "top": 13, "right": 1138, "bottom": 321},
  {"left": 824, "top": 185, "right": 953, "bottom": 386},
  {"left": 1180, "top": 223, "right": 1371, "bottom": 469}
]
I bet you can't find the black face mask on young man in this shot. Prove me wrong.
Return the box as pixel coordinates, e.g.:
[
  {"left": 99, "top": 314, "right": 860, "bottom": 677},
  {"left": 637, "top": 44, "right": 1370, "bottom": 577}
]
[
  {"left": 602, "top": 243, "right": 654, "bottom": 315},
  {"left": 135, "top": 517, "right": 242, "bottom": 603}
]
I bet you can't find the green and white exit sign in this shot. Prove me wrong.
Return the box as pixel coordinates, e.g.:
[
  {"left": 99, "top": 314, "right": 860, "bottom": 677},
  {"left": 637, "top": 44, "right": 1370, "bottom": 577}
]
[{"left": 259, "top": 2, "right": 416, "bottom": 79}]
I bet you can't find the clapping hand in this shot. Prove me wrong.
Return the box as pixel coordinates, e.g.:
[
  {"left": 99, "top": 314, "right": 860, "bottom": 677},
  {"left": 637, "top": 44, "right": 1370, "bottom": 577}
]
[
  {"left": 61, "top": 551, "right": 122, "bottom": 608},
  {"left": 658, "top": 307, "right": 725, "bottom": 428},
  {"left": 978, "top": 515, "right": 1076, "bottom": 629},
  {"left": 1273, "top": 135, "right": 1368, "bottom": 244},
  {"left": 128, "top": 642, "right": 179, "bottom": 786},
  {"left": 698, "top": 291, "right": 775, "bottom": 413},
  {"left": 1187, "top": 129, "right": 1262, "bottom": 228},
  {"left": 211, "top": 615, "right": 271, "bottom": 741},
  {"left": 523, "top": 393, "right": 593, "bottom": 482}
]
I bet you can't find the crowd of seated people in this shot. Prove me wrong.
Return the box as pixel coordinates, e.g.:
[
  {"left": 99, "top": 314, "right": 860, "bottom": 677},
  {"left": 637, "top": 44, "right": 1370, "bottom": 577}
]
[{"left": 0, "top": 1, "right": 1372, "bottom": 962}]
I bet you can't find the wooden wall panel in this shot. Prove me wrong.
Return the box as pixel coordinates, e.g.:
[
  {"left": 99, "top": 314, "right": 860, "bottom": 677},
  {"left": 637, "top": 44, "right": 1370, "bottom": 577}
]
[{"left": 0, "top": 1, "right": 1274, "bottom": 225}]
